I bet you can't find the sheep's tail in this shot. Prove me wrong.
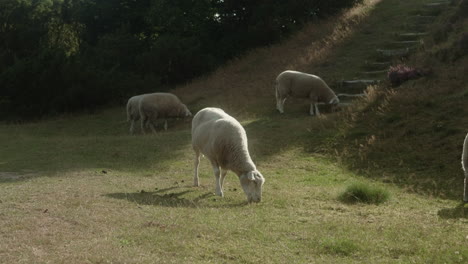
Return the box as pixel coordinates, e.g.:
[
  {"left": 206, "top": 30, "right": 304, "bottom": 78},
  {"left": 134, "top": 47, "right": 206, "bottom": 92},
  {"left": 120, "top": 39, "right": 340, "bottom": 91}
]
[
  {"left": 463, "top": 133, "right": 468, "bottom": 172},
  {"left": 126, "top": 103, "right": 132, "bottom": 122},
  {"left": 274, "top": 80, "right": 279, "bottom": 100}
]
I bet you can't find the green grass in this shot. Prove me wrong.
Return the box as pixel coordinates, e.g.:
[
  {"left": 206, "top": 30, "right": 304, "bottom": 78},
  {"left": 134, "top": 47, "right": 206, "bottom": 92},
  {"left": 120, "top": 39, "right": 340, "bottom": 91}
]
[
  {"left": 339, "top": 182, "right": 390, "bottom": 204},
  {"left": 1, "top": 0, "right": 468, "bottom": 263}
]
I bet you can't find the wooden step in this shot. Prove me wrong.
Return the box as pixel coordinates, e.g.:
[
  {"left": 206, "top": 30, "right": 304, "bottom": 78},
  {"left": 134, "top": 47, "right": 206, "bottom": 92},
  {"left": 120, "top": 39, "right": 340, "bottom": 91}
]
[
  {"left": 363, "top": 61, "right": 391, "bottom": 71},
  {"left": 360, "top": 70, "right": 388, "bottom": 75},
  {"left": 396, "top": 33, "right": 428, "bottom": 41},
  {"left": 376, "top": 48, "right": 410, "bottom": 57},
  {"left": 341, "top": 79, "right": 381, "bottom": 89},
  {"left": 424, "top": 2, "right": 450, "bottom": 8},
  {"left": 389, "top": 40, "right": 422, "bottom": 47}
]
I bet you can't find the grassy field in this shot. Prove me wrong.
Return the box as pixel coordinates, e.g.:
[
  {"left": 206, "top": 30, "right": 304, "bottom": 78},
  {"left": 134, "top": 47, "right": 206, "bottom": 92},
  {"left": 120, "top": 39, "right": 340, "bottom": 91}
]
[{"left": 1, "top": 0, "right": 468, "bottom": 263}]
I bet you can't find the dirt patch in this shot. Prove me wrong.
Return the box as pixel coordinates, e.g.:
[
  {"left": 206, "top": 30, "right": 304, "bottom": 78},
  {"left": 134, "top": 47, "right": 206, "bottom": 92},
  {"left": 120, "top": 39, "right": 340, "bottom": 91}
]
[{"left": 0, "top": 171, "right": 37, "bottom": 181}]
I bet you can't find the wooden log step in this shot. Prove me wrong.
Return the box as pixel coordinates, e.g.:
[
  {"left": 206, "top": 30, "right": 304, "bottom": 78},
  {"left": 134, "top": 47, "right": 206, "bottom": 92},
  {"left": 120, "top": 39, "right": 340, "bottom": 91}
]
[
  {"left": 376, "top": 48, "right": 410, "bottom": 57},
  {"left": 337, "top": 93, "right": 366, "bottom": 98},
  {"left": 396, "top": 33, "right": 428, "bottom": 41},
  {"left": 424, "top": 2, "right": 450, "bottom": 7},
  {"left": 360, "top": 70, "right": 388, "bottom": 75},
  {"left": 390, "top": 40, "right": 422, "bottom": 46},
  {"left": 341, "top": 79, "right": 381, "bottom": 88},
  {"left": 363, "top": 61, "right": 391, "bottom": 70},
  {"left": 398, "top": 32, "right": 428, "bottom": 38},
  {"left": 411, "top": 15, "right": 438, "bottom": 19}
]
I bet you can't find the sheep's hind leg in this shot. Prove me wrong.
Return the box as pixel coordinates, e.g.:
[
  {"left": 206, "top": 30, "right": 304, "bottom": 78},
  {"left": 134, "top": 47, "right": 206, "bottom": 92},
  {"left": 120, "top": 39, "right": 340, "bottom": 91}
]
[
  {"left": 129, "top": 120, "right": 135, "bottom": 135},
  {"left": 148, "top": 119, "right": 157, "bottom": 134},
  {"left": 164, "top": 120, "right": 168, "bottom": 131},
  {"left": 193, "top": 150, "right": 201, "bottom": 187}
]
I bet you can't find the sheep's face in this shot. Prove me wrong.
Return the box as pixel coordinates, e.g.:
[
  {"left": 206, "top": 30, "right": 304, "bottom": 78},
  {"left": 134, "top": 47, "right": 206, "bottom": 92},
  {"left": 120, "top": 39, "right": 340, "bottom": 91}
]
[
  {"left": 182, "top": 105, "right": 192, "bottom": 117},
  {"left": 329, "top": 97, "right": 340, "bottom": 112},
  {"left": 240, "top": 170, "right": 265, "bottom": 203}
]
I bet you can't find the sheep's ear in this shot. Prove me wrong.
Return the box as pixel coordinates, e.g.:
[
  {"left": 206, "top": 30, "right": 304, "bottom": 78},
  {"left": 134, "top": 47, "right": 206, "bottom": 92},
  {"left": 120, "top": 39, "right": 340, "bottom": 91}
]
[
  {"left": 246, "top": 172, "right": 255, "bottom": 181},
  {"left": 329, "top": 98, "right": 339, "bottom": 104}
]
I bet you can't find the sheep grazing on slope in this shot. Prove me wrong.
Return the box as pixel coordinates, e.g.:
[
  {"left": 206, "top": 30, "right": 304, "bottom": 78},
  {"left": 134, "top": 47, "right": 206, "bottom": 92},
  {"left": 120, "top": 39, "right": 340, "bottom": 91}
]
[
  {"left": 462, "top": 132, "right": 468, "bottom": 202},
  {"left": 138, "top": 92, "right": 192, "bottom": 134},
  {"left": 191, "top": 107, "right": 265, "bottom": 203},
  {"left": 275, "top": 70, "right": 339, "bottom": 115},
  {"left": 126, "top": 95, "right": 144, "bottom": 135}
]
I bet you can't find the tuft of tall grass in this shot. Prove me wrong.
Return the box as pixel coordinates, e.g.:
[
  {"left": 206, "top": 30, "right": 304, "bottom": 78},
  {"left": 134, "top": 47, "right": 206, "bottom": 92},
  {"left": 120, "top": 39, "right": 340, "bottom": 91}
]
[
  {"left": 339, "top": 182, "right": 390, "bottom": 204},
  {"left": 320, "top": 238, "right": 360, "bottom": 256}
]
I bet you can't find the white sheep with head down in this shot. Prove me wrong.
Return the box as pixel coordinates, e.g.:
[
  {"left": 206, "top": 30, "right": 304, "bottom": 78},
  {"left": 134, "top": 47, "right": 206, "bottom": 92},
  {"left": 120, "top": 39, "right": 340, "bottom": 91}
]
[
  {"left": 191, "top": 107, "right": 265, "bottom": 203},
  {"left": 126, "top": 94, "right": 144, "bottom": 135},
  {"left": 138, "top": 92, "right": 192, "bottom": 134},
  {"left": 462, "top": 132, "right": 468, "bottom": 202},
  {"left": 275, "top": 70, "right": 340, "bottom": 115}
]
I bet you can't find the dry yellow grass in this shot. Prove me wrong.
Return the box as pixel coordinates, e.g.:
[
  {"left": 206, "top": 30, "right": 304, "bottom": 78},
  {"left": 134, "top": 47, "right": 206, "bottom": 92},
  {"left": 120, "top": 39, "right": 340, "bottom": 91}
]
[{"left": 2, "top": 0, "right": 468, "bottom": 263}]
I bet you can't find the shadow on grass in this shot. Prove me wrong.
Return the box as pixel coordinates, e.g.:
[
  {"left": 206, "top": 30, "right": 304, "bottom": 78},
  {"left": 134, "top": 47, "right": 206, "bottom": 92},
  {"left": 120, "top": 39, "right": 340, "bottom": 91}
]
[
  {"left": 105, "top": 187, "right": 247, "bottom": 208},
  {"left": 437, "top": 203, "right": 468, "bottom": 219}
]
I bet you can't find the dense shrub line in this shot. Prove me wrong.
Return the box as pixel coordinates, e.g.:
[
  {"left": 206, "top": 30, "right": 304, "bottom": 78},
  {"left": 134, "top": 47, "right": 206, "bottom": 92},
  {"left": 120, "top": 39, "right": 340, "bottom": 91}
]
[{"left": 0, "top": 0, "right": 362, "bottom": 119}]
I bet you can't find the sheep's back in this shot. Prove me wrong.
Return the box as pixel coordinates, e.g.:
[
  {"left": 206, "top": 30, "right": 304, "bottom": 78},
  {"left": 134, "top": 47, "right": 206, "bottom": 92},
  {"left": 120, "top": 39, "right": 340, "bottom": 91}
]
[
  {"left": 277, "top": 71, "right": 333, "bottom": 99},
  {"left": 192, "top": 108, "right": 252, "bottom": 170},
  {"left": 140, "top": 93, "right": 185, "bottom": 117}
]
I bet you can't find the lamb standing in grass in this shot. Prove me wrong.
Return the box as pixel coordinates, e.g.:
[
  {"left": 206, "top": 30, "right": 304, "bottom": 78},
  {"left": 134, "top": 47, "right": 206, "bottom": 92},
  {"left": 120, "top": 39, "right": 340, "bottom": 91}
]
[
  {"left": 126, "top": 94, "right": 144, "bottom": 135},
  {"left": 139, "top": 92, "right": 192, "bottom": 134},
  {"left": 462, "top": 132, "right": 468, "bottom": 202},
  {"left": 275, "top": 70, "right": 339, "bottom": 115},
  {"left": 191, "top": 107, "right": 265, "bottom": 203}
]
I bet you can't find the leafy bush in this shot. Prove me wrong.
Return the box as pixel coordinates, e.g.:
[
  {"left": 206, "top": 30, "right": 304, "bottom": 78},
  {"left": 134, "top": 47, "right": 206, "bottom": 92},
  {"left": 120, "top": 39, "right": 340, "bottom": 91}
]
[{"left": 338, "top": 182, "right": 390, "bottom": 205}]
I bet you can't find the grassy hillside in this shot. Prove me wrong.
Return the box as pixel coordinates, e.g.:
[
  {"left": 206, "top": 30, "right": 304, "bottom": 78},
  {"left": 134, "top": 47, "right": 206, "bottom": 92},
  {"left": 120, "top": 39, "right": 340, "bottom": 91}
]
[{"left": 1, "top": 0, "right": 468, "bottom": 263}]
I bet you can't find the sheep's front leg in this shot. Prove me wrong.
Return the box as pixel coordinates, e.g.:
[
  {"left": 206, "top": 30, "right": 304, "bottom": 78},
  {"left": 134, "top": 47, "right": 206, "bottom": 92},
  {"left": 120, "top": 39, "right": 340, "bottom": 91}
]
[
  {"left": 211, "top": 162, "right": 223, "bottom": 197},
  {"left": 220, "top": 169, "right": 227, "bottom": 190},
  {"left": 193, "top": 150, "right": 201, "bottom": 187},
  {"left": 464, "top": 174, "right": 468, "bottom": 202},
  {"left": 310, "top": 102, "right": 320, "bottom": 116},
  {"left": 276, "top": 97, "right": 284, "bottom": 114},
  {"left": 141, "top": 117, "right": 147, "bottom": 134},
  {"left": 164, "top": 120, "right": 168, "bottom": 131}
]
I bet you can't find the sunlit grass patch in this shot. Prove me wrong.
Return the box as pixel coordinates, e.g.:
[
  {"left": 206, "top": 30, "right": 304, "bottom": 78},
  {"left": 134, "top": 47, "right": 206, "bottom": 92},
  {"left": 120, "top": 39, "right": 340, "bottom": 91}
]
[{"left": 338, "top": 182, "right": 390, "bottom": 204}]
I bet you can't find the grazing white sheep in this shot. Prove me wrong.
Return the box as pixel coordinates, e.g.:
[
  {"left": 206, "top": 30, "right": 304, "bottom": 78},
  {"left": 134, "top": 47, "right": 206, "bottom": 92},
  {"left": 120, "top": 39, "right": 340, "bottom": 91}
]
[
  {"left": 191, "top": 107, "right": 265, "bottom": 203},
  {"left": 462, "top": 133, "right": 468, "bottom": 202},
  {"left": 139, "top": 92, "right": 192, "bottom": 134},
  {"left": 126, "top": 94, "right": 144, "bottom": 135},
  {"left": 275, "top": 70, "right": 339, "bottom": 115}
]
